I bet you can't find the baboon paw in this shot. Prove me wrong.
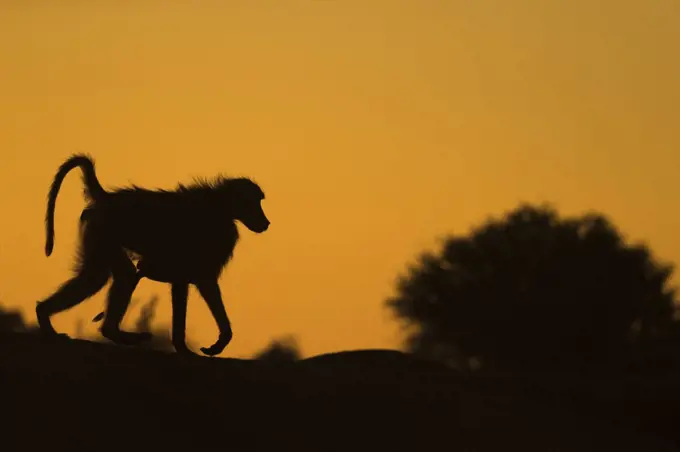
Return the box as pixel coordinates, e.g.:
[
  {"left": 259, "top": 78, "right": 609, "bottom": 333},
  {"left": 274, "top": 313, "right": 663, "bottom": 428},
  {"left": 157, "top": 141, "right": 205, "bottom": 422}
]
[
  {"left": 200, "top": 341, "right": 229, "bottom": 357},
  {"left": 199, "top": 346, "right": 222, "bottom": 357}
]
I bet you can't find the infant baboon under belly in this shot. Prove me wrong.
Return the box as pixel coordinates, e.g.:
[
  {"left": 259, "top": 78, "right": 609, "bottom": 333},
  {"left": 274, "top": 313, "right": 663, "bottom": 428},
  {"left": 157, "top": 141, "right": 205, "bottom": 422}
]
[{"left": 136, "top": 257, "right": 185, "bottom": 283}]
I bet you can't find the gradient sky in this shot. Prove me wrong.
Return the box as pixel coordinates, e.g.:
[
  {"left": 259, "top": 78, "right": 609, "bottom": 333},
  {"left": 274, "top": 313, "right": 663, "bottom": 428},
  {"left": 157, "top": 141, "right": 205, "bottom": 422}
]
[{"left": 1, "top": 1, "right": 678, "bottom": 358}]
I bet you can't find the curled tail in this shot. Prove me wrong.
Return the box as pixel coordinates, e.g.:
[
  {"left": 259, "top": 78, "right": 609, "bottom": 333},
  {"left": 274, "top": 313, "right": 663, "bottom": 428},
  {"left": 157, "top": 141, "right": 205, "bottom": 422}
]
[{"left": 45, "top": 153, "right": 107, "bottom": 256}]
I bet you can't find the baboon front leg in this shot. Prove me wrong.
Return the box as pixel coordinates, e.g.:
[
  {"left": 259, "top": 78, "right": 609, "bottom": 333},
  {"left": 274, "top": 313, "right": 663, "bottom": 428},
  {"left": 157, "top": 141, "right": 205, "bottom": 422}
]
[
  {"left": 170, "top": 282, "right": 193, "bottom": 355},
  {"left": 36, "top": 268, "right": 110, "bottom": 338},
  {"left": 100, "top": 253, "right": 152, "bottom": 346},
  {"left": 195, "top": 280, "right": 233, "bottom": 356}
]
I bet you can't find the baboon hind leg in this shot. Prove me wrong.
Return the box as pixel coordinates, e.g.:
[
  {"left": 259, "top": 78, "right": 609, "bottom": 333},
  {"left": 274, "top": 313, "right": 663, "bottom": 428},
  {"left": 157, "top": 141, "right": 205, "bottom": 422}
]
[
  {"left": 36, "top": 216, "right": 113, "bottom": 338},
  {"left": 100, "top": 251, "right": 152, "bottom": 346},
  {"left": 36, "top": 267, "right": 110, "bottom": 338}
]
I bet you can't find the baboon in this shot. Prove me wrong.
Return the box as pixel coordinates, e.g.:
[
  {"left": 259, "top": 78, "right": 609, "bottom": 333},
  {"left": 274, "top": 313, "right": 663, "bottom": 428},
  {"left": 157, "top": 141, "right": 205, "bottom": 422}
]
[{"left": 37, "top": 154, "right": 270, "bottom": 356}]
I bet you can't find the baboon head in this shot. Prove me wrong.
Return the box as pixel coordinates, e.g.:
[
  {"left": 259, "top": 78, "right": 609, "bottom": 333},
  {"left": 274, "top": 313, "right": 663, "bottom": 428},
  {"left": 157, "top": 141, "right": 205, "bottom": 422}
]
[{"left": 226, "top": 178, "right": 270, "bottom": 233}]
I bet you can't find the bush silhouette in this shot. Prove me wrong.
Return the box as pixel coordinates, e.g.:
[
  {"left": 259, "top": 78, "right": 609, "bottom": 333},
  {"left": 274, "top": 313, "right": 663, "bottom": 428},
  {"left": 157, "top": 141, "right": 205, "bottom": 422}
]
[
  {"left": 253, "top": 336, "right": 302, "bottom": 361},
  {"left": 127, "top": 295, "right": 177, "bottom": 352},
  {"left": 0, "top": 303, "right": 40, "bottom": 335},
  {"left": 387, "top": 204, "right": 678, "bottom": 373},
  {"left": 0, "top": 304, "right": 25, "bottom": 333}
]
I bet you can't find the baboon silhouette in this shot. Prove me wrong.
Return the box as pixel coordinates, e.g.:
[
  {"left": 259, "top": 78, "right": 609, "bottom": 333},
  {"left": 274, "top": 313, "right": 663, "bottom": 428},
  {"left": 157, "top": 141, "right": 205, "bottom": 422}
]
[{"left": 37, "top": 154, "right": 269, "bottom": 356}]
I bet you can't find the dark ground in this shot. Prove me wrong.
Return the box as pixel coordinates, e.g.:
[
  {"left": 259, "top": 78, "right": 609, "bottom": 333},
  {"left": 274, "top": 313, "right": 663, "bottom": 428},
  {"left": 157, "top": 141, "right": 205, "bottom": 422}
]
[{"left": 1, "top": 332, "right": 678, "bottom": 452}]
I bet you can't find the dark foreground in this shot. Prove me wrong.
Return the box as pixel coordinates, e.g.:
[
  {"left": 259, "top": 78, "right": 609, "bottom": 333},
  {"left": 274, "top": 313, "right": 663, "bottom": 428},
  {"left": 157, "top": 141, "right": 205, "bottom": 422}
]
[{"left": 0, "top": 333, "right": 678, "bottom": 452}]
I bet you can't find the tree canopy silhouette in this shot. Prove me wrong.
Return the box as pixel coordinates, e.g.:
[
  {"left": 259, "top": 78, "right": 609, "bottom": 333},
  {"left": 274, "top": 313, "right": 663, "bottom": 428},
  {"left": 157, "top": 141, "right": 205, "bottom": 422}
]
[{"left": 387, "top": 204, "right": 678, "bottom": 373}]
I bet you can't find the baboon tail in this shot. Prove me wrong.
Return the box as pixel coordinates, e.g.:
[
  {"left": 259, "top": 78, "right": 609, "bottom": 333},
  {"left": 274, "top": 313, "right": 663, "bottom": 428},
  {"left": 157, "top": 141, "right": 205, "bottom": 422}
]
[{"left": 45, "top": 153, "right": 107, "bottom": 256}]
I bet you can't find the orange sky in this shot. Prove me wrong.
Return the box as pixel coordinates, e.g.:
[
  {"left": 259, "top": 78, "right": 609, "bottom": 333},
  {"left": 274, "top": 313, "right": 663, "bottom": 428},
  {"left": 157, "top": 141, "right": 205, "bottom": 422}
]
[{"left": 1, "top": 1, "right": 678, "bottom": 358}]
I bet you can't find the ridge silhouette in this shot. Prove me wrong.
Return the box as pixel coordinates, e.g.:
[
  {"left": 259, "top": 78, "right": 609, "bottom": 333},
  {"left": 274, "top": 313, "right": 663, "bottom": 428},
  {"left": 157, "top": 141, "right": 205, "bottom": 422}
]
[{"left": 1, "top": 330, "right": 678, "bottom": 452}]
